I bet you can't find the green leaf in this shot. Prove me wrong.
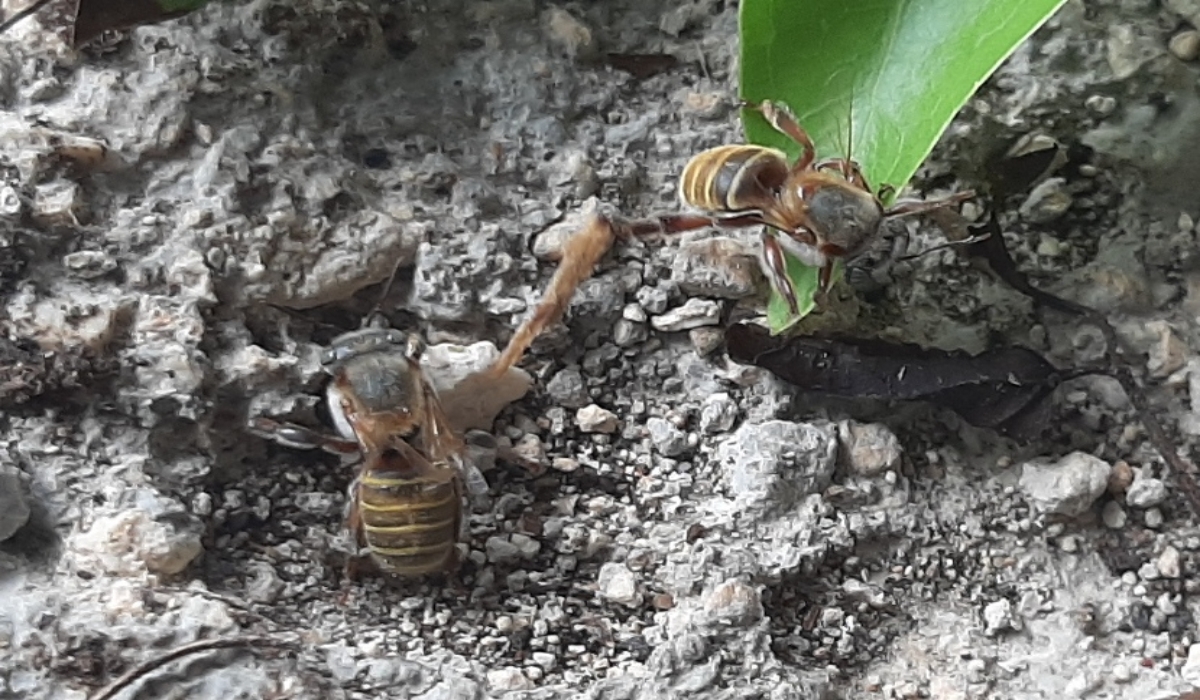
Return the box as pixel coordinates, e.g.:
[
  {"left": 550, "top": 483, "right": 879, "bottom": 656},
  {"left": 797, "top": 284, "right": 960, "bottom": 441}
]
[
  {"left": 765, "top": 257, "right": 843, "bottom": 335},
  {"left": 739, "top": 0, "right": 1067, "bottom": 332}
]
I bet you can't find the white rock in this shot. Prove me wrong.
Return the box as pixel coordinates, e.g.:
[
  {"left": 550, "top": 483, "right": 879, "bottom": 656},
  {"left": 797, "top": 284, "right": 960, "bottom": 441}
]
[
  {"left": 837, "top": 420, "right": 902, "bottom": 476},
  {"left": 1125, "top": 476, "right": 1167, "bottom": 508},
  {"left": 1018, "top": 452, "right": 1111, "bottom": 517},
  {"left": 1182, "top": 643, "right": 1200, "bottom": 686},
  {"left": 702, "top": 580, "right": 763, "bottom": 627},
  {"left": 699, "top": 392, "right": 738, "bottom": 434},
  {"left": 650, "top": 298, "right": 722, "bottom": 332},
  {"left": 983, "top": 599, "right": 1017, "bottom": 636},
  {"left": 421, "top": 341, "right": 532, "bottom": 432},
  {"left": 576, "top": 404, "right": 619, "bottom": 433},
  {"left": 487, "top": 667, "right": 534, "bottom": 692},
  {"left": 1157, "top": 546, "right": 1182, "bottom": 579},
  {"left": 70, "top": 509, "right": 203, "bottom": 577},
  {"left": 1101, "top": 501, "right": 1127, "bottom": 529},
  {"left": 597, "top": 562, "right": 641, "bottom": 607}
]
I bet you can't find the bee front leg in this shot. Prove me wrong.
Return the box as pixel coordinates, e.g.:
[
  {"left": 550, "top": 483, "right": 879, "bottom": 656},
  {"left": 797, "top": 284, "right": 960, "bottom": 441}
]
[
  {"left": 247, "top": 416, "right": 361, "bottom": 458},
  {"left": 759, "top": 232, "right": 801, "bottom": 316}
]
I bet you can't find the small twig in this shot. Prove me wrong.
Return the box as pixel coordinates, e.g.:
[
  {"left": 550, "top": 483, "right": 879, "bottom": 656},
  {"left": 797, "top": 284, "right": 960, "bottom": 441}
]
[
  {"left": 90, "top": 636, "right": 295, "bottom": 700},
  {"left": 0, "top": 0, "right": 54, "bottom": 35}
]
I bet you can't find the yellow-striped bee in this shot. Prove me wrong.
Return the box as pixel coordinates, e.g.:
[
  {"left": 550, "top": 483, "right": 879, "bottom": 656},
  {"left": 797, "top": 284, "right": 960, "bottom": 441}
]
[
  {"left": 490, "top": 99, "right": 973, "bottom": 377},
  {"left": 251, "top": 328, "right": 486, "bottom": 578}
]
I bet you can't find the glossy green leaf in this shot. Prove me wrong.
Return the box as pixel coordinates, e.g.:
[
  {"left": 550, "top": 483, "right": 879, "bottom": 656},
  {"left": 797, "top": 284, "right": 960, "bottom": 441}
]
[
  {"left": 764, "top": 258, "right": 843, "bottom": 335},
  {"left": 739, "top": 0, "right": 1068, "bottom": 332}
]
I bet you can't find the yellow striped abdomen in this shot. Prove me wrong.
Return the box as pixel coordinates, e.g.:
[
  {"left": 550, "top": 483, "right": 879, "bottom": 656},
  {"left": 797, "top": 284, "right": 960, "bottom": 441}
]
[
  {"left": 678, "top": 144, "right": 790, "bottom": 213},
  {"left": 358, "top": 468, "right": 462, "bottom": 576}
]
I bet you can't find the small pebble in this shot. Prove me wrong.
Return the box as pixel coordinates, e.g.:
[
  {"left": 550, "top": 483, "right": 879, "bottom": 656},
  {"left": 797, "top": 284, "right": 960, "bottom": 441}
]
[
  {"left": 575, "top": 404, "right": 619, "bottom": 433},
  {"left": 699, "top": 393, "right": 738, "bottom": 434},
  {"left": 1182, "top": 644, "right": 1200, "bottom": 686},
  {"left": 983, "top": 599, "right": 1017, "bottom": 636},
  {"left": 1018, "top": 452, "right": 1111, "bottom": 517},
  {"left": 546, "top": 368, "right": 589, "bottom": 409},
  {"left": 689, "top": 327, "right": 724, "bottom": 356},
  {"left": 646, "top": 417, "right": 689, "bottom": 457},
  {"left": 650, "top": 298, "right": 722, "bottom": 332},
  {"left": 1102, "top": 501, "right": 1127, "bottom": 529},
  {"left": 837, "top": 420, "right": 902, "bottom": 476},
  {"left": 702, "top": 580, "right": 763, "bottom": 627},
  {"left": 597, "top": 562, "right": 641, "bottom": 607},
  {"left": 1157, "top": 546, "right": 1182, "bottom": 579},
  {"left": 1126, "top": 476, "right": 1167, "bottom": 508},
  {"left": 1107, "top": 460, "right": 1134, "bottom": 495},
  {"left": 1170, "top": 29, "right": 1200, "bottom": 61},
  {"left": 1144, "top": 508, "right": 1165, "bottom": 529}
]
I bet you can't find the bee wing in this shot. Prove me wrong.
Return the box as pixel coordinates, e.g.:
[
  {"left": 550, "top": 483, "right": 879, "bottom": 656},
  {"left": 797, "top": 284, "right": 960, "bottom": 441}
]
[{"left": 415, "top": 374, "right": 491, "bottom": 501}]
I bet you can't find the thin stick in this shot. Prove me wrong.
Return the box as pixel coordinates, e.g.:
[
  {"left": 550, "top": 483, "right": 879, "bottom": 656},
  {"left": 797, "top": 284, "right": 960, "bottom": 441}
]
[
  {"left": 90, "top": 636, "right": 293, "bottom": 700},
  {"left": 0, "top": 0, "right": 53, "bottom": 35}
]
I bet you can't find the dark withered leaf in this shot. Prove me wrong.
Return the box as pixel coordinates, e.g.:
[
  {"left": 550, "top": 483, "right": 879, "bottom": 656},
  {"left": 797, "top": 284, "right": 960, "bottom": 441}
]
[
  {"left": 605, "top": 53, "right": 680, "bottom": 79},
  {"left": 0, "top": 0, "right": 209, "bottom": 47},
  {"left": 724, "top": 321, "right": 1073, "bottom": 440},
  {"left": 73, "top": 0, "right": 208, "bottom": 46}
]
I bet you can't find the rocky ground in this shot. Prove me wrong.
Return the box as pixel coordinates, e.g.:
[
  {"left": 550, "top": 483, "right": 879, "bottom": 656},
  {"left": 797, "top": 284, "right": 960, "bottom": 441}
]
[{"left": 2, "top": 0, "right": 1200, "bottom": 698}]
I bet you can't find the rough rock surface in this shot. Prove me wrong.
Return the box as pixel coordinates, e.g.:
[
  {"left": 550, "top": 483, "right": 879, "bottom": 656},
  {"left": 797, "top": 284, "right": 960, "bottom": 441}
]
[{"left": 2, "top": 0, "right": 1200, "bottom": 699}]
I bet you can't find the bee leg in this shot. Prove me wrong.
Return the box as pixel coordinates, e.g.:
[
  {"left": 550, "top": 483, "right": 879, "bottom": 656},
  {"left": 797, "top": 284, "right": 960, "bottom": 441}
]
[
  {"left": 490, "top": 213, "right": 619, "bottom": 378},
  {"left": 883, "top": 190, "right": 975, "bottom": 219},
  {"left": 619, "top": 212, "right": 765, "bottom": 239},
  {"left": 743, "top": 100, "right": 816, "bottom": 172},
  {"left": 247, "top": 416, "right": 361, "bottom": 458},
  {"left": 490, "top": 209, "right": 770, "bottom": 378},
  {"left": 759, "top": 232, "right": 801, "bottom": 316}
]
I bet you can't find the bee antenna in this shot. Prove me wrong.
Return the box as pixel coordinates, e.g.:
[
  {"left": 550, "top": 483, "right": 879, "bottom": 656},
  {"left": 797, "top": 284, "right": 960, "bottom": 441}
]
[
  {"left": 265, "top": 303, "right": 345, "bottom": 335},
  {"left": 363, "top": 258, "right": 405, "bottom": 329}
]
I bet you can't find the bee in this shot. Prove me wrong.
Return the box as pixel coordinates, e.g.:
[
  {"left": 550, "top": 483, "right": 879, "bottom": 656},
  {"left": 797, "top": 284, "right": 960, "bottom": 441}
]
[
  {"left": 489, "top": 99, "right": 974, "bottom": 377},
  {"left": 250, "top": 326, "right": 486, "bottom": 579}
]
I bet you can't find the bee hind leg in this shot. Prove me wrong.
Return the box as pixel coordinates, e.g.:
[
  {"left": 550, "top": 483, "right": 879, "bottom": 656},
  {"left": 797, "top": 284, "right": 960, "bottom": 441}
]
[{"left": 742, "top": 99, "right": 816, "bottom": 172}]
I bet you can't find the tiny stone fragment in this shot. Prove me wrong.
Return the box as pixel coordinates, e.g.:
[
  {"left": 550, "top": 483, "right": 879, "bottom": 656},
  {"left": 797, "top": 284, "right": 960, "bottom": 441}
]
[
  {"left": 1018, "top": 452, "right": 1111, "bottom": 517},
  {"left": 1019, "top": 178, "right": 1072, "bottom": 224},
  {"left": 543, "top": 6, "right": 596, "bottom": 60},
  {"left": 597, "top": 562, "right": 641, "bottom": 607},
  {"left": 672, "top": 237, "right": 761, "bottom": 299},
  {"left": 1146, "top": 321, "right": 1187, "bottom": 378},
  {"left": 689, "top": 327, "right": 724, "bottom": 356},
  {"left": 546, "top": 367, "right": 589, "bottom": 409},
  {"left": 1125, "top": 476, "right": 1167, "bottom": 508},
  {"left": 1157, "top": 545, "right": 1182, "bottom": 579},
  {"left": 32, "top": 181, "right": 83, "bottom": 226},
  {"left": 646, "top": 417, "right": 689, "bottom": 456},
  {"left": 702, "top": 580, "right": 763, "bottom": 627},
  {"left": 1101, "top": 500, "right": 1127, "bottom": 529},
  {"left": 699, "top": 392, "right": 738, "bottom": 434},
  {"left": 983, "top": 599, "right": 1018, "bottom": 636},
  {"left": 1170, "top": 29, "right": 1200, "bottom": 61},
  {"left": 837, "top": 420, "right": 902, "bottom": 476},
  {"left": 576, "top": 404, "right": 619, "bottom": 433},
  {"left": 650, "top": 298, "right": 722, "bottom": 332},
  {"left": 1107, "top": 460, "right": 1134, "bottom": 495}
]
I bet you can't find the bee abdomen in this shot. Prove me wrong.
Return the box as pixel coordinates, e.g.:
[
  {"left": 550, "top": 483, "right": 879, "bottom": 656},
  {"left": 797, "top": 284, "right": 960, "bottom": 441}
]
[
  {"left": 359, "top": 473, "right": 462, "bottom": 576},
  {"left": 679, "top": 145, "right": 790, "bottom": 213}
]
